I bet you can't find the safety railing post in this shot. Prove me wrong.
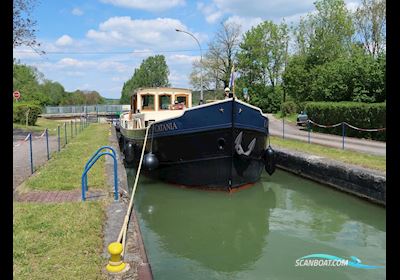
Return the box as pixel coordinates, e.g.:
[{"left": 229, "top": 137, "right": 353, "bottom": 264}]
[
  {"left": 82, "top": 173, "right": 86, "bottom": 201},
  {"left": 307, "top": 120, "right": 311, "bottom": 144},
  {"left": 57, "top": 125, "right": 60, "bottom": 152},
  {"left": 342, "top": 122, "right": 346, "bottom": 150},
  {"left": 113, "top": 155, "right": 118, "bottom": 200},
  {"left": 64, "top": 122, "right": 67, "bottom": 145},
  {"left": 46, "top": 128, "right": 49, "bottom": 160},
  {"left": 75, "top": 120, "right": 77, "bottom": 135},
  {"left": 29, "top": 133, "right": 33, "bottom": 174},
  {"left": 71, "top": 120, "right": 73, "bottom": 138}
]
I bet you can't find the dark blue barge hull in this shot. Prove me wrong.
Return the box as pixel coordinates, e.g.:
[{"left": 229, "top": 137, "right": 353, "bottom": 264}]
[{"left": 120, "top": 98, "right": 269, "bottom": 189}]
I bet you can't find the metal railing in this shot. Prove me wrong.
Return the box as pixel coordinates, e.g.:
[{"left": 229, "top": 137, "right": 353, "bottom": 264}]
[
  {"left": 14, "top": 118, "right": 90, "bottom": 175},
  {"left": 306, "top": 120, "right": 386, "bottom": 149},
  {"left": 45, "top": 104, "right": 130, "bottom": 114},
  {"left": 281, "top": 117, "right": 386, "bottom": 150}
]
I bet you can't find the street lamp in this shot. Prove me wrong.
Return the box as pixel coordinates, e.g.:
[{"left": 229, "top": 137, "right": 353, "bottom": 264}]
[{"left": 175, "top": 28, "right": 204, "bottom": 105}]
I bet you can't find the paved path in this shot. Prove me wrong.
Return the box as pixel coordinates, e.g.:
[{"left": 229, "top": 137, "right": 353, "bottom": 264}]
[
  {"left": 13, "top": 129, "right": 59, "bottom": 191},
  {"left": 266, "top": 114, "right": 386, "bottom": 156},
  {"left": 13, "top": 125, "right": 143, "bottom": 279},
  {"left": 15, "top": 189, "right": 106, "bottom": 202}
]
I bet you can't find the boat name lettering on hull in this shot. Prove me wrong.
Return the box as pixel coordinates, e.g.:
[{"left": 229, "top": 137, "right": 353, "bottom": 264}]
[{"left": 154, "top": 122, "right": 178, "bottom": 132}]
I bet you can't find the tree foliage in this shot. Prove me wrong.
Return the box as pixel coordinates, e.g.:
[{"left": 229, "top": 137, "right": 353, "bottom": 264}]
[
  {"left": 120, "top": 55, "right": 170, "bottom": 103},
  {"left": 190, "top": 21, "right": 241, "bottom": 91},
  {"left": 13, "top": 102, "right": 42, "bottom": 125},
  {"left": 283, "top": 46, "right": 385, "bottom": 103},
  {"left": 13, "top": 62, "right": 105, "bottom": 106},
  {"left": 282, "top": 0, "right": 385, "bottom": 104},
  {"left": 235, "top": 20, "right": 289, "bottom": 112},
  {"left": 354, "top": 0, "right": 386, "bottom": 58},
  {"left": 189, "top": 57, "right": 223, "bottom": 91},
  {"left": 294, "top": 0, "right": 354, "bottom": 66},
  {"left": 13, "top": 0, "right": 41, "bottom": 50},
  {"left": 188, "top": 0, "right": 385, "bottom": 112}
]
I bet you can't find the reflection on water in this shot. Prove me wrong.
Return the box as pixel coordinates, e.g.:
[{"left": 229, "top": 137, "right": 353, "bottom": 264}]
[{"left": 130, "top": 169, "right": 386, "bottom": 280}]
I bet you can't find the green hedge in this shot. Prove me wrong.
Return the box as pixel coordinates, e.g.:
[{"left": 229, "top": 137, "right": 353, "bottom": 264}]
[
  {"left": 281, "top": 101, "right": 298, "bottom": 116},
  {"left": 303, "top": 102, "right": 386, "bottom": 141},
  {"left": 13, "top": 102, "right": 43, "bottom": 126}
]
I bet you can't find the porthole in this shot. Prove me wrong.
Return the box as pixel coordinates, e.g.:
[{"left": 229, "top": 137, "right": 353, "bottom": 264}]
[{"left": 217, "top": 138, "right": 226, "bottom": 150}]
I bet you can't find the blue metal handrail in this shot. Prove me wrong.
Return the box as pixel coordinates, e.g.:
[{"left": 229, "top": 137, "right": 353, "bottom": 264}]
[
  {"left": 82, "top": 147, "right": 118, "bottom": 201},
  {"left": 84, "top": 146, "right": 116, "bottom": 171},
  {"left": 83, "top": 146, "right": 116, "bottom": 189}
]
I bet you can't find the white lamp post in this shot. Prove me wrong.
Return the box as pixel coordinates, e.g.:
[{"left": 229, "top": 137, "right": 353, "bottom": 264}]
[{"left": 175, "top": 29, "right": 203, "bottom": 105}]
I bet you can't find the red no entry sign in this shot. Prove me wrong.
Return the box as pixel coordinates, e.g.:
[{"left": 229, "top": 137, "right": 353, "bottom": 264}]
[{"left": 13, "top": 91, "right": 21, "bottom": 100}]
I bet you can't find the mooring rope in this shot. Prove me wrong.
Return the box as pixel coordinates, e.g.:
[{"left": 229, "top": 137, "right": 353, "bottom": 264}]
[{"left": 116, "top": 123, "right": 152, "bottom": 257}]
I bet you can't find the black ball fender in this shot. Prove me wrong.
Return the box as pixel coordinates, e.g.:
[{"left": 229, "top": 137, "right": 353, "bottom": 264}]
[
  {"left": 263, "top": 146, "right": 276, "bottom": 175},
  {"left": 124, "top": 141, "right": 135, "bottom": 164},
  {"left": 143, "top": 152, "right": 159, "bottom": 171}
]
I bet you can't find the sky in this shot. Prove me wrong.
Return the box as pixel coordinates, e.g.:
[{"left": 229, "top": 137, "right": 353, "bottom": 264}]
[{"left": 13, "top": 0, "right": 361, "bottom": 99}]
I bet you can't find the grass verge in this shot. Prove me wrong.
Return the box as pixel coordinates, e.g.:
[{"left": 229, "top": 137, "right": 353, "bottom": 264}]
[
  {"left": 13, "top": 201, "right": 107, "bottom": 280},
  {"left": 270, "top": 135, "right": 386, "bottom": 172},
  {"left": 13, "top": 117, "right": 83, "bottom": 136},
  {"left": 25, "top": 123, "right": 110, "bottom": 191}
]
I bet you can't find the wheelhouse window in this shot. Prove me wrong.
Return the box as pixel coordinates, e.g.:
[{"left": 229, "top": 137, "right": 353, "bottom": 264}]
[
  {"left": 141, "top": 94, "right": 155, "bottom": 110},
  {"left": 175, "top": 95, "right": 188, "bottom": 107},
  {"left": 159, "top": 94, "right": 171, "bottom": 110}
]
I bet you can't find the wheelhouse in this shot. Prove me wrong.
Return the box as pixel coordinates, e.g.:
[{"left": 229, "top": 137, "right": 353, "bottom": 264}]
[{"left": 120, "top": 87, "right": 192, "bottom": 129}]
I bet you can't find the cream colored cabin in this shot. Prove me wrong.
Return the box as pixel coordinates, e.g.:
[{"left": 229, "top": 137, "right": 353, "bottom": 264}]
[{"left": 120, "top": 87, "right": 192, "bottom": 130}]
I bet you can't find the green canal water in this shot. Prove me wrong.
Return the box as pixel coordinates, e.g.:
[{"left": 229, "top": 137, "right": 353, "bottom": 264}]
[{"left": 129, "top": 169, "right": 386, "bottom": 280}]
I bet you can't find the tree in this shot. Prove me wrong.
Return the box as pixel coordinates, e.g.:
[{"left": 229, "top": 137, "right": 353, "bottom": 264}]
[
  {"left": 13, "top": 0, "right": 42, "bottom": 50},
  {"left": 13, "top": 63, "right": 41, "bottom": 101},
  {"left": 237, "top": 20, "right": 289, "bottom": 90},
  {"left": 13, "top": 62, "right": 107, "bottom": 106},
  {"left": 282, "top": 55, "right": 312, "bottom": 102},
  {"left": 189, "top": 58, "right": 223, "bottom": 91},
  {"left": 293, "top": 17, "right": 314, "bottom": 57},
  {"left": 234, "top": 20, "right": 288, "bottom": 112},
  {"left": 348, "top": 46, "right": 385, "bottom": 102},
  {"left": 282, "top": 0, "right": 385, "bottom": 103},
  {"left": 120, "top": 55, "right": 170, "bottom": 103},
  {"left": 283, "top": 46, "right": 385, "bottom": 103},
  {"left": 40, "top": 80, "right": 66, "bottom": 105},
  {"left": 85, "top": 91, "right": 105, "bottom": 104},
  {"left": 190, "top": 21, "right": 241, "bottom": 92},
  {"left": 354, "top": 0, "right": 386, "bottom": 58},
  {"left": 293, "top": 0, "right": 354, "bottom": 66},
  {"left": 60, "top": 90, "right": 85, "bottom": 105}
]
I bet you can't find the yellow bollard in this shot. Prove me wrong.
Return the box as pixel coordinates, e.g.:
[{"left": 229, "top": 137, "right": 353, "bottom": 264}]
[{"left": 106, "top": 242, "right": 126, "bottom": 273}]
